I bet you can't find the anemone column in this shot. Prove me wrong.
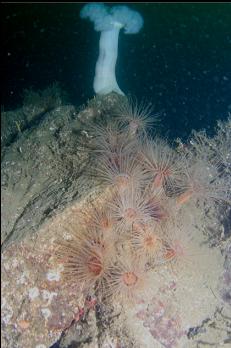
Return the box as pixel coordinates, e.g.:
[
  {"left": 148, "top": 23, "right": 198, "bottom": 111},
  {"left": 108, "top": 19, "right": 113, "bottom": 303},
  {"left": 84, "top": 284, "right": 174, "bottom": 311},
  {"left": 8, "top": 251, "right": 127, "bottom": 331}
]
[
  {"left": 94, "top": 26, "right": 124, "bottom": 95},
  {"left": 80, "top": 3, "right": 143, "bottom": 97}
]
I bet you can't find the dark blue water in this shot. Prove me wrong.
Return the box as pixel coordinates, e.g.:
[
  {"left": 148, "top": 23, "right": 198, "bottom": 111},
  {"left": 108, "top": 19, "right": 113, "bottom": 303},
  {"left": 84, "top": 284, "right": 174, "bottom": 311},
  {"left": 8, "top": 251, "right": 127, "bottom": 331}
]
[{"left": 2, "top": 3, "right": 231, "bottom": 140}]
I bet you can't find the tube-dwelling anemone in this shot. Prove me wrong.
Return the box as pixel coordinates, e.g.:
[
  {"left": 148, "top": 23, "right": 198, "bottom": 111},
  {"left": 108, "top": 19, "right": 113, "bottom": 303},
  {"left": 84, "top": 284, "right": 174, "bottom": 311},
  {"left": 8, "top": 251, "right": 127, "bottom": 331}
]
[
  {"left": 96, "top": 151, "right": 148, "bottom": 192},
  {"left": 110, "top": 184, "right": 163, "bottom": 233},
  {"left": 56, "top": 227, "right": 113, "bottom": 292},
  {"left": 160, "top": 219, "right": 204, "bottom": 276},
  {"left": 78, "top": 204, "right": 116, "bottom": 241},
  {"left": 89, "top": 121, "right": 137, "bottom": 159},
  {"left": 104, "top": 253, "right": 148, "bottom": 304},
  {"left": 130, "top": 221, "right": 166, "bottom": 264},
  {"left": 140, "top": 138, "right": 185, "bottom": 195},
  {"left": 143, "top": 189, "right": 168, "bottom": 222},
  {"left": 115, "top": 97, "right": 159, "bottom": 137}
]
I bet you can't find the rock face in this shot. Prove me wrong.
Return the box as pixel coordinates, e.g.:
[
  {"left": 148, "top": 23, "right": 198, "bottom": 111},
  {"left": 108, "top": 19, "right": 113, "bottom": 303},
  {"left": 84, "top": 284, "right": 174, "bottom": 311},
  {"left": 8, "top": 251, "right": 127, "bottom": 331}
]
[
  {"left": 1, "top": 92, "right": 123, "bottom": 248},
  {"left": 1, "top": 93, "right": 231, "bottom": 348},
  {"left": 1, "top": 104, "right": 89, "bottom": 248},
  {"left": 1, "top": 201, "right": 102, "bottom": 348},
  {"left": 1, "top": 93, "right": 133, "bottom": 348}
]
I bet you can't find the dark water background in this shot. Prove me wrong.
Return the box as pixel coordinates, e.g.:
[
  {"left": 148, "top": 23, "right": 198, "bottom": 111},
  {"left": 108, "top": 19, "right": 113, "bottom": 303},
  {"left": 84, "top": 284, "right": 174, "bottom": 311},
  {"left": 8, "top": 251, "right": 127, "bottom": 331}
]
[{"left": 2, "top": 3, "right": 231, "bottom": 140}]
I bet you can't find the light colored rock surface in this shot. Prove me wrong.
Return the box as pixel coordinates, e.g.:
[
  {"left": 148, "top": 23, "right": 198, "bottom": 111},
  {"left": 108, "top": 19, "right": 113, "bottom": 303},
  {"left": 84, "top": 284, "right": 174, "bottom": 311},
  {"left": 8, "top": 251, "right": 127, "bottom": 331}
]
[{"left": 1, "top": 97, "right": 230, "bottom": 348}]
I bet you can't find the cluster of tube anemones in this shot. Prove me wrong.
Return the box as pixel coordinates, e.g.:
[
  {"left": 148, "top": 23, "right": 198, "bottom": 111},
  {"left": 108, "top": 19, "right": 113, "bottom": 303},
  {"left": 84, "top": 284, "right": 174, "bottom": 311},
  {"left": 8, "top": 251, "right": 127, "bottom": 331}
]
[{"left": 56, "top": 98, "right": 230, "bottom": 306}]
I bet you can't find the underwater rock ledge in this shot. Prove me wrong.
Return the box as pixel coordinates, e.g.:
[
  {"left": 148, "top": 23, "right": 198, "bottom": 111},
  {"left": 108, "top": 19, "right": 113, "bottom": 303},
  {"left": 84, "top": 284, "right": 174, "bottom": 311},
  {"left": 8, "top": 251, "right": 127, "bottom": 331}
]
[{"left": 1, "top": 93, "right": 231, "bottom": 348}]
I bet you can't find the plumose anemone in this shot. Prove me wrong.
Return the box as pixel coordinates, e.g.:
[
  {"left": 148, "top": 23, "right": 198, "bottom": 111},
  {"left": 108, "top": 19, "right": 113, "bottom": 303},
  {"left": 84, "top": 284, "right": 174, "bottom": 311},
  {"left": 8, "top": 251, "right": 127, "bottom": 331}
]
[{"left": 80, "top": 3, "right": 144, "bottom": 95}]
